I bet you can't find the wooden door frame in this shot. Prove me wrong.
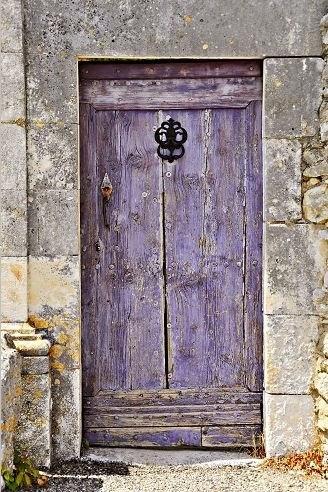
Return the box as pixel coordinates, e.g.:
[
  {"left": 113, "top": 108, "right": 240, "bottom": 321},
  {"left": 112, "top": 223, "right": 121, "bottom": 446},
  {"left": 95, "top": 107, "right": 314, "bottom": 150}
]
[{"left": 78, "top": 58, "right": 264, "bottom": 449}]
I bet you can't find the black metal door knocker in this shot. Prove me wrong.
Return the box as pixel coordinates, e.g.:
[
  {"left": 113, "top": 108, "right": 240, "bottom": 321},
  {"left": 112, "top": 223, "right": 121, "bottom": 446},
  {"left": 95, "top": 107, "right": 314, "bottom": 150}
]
[{"left": 155, "top": 118, "right": 187, "bottom": 163}]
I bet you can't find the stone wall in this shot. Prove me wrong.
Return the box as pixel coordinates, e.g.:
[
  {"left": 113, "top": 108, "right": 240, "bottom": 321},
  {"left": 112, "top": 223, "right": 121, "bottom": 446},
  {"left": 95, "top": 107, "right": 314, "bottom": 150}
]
[
  {"left": 1, "top": 0, "right": 328, "bottom": 466},
  {"left": 312, "top": 14, "right": 328, "bottom": 456}
]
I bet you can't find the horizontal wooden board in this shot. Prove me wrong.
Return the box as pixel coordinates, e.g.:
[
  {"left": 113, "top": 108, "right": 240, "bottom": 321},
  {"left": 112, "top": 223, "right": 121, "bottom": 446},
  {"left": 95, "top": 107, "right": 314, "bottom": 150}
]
[
  {"left": 84, "top": 403, "right": 261, "bottom": 428},
  {"left": 85, "top": 427, "right": 201, "bottom": 447},
  {"left": 80, "top": 77, "right": 262, "bottom": 109},
  {"left": 84, "top": 388, "right": 262, "bottom": 408},
  {"left": 202, "top": 425, "right": 262, "bottom": 448},
  {"left": 80, "top": 60, "right": 262, "bottom": 80}
]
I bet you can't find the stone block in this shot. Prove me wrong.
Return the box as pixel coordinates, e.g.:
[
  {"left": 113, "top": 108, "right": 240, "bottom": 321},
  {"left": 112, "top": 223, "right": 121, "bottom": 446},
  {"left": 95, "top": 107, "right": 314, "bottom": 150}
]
[
  {"left": 263, "top": 58, "right": 323, "bottom": 138},
  {"left": 1, "top": 191, "right": 27, "bottom": 256},
  {"left": 264, "top": 139, "right": 302, "bottom": 221},
  {"left": 316, "top": 396, "right": 328, "bottom": 432},
  {"left": 264, "top": 315, "right": 318, "bottom": 394},
  {"left": 0, "top": 342, "right": 22, "bottom": 469},
  {"left": 0, "top": 0, "right": 23, "bottom": 52},
  {"left": 315, "top": 372, "right": 328, "bottom": 401},
  {"left": 51, "top": 368, "right": 81, "bottom": 461},
  {"left": 12, "top": 339, "right": 50, "bottom": 357},
  {"left": 23, "top": 0, "right": 324, "bottom": 59},
  {"left": 264, "top": 393, "right": 316, "bottom": 456},
  {"left": 1, "top": 257, "right": 27, "bottom": 322},
  {"left": 26, "top": 55, "right": 77, "bottom": 124},
  {"left": 303, "top": 184, "right": 328, "bottom": 223},
  {"left": 264, "top": 224, "right": 328, "bottom": 315},
  {"left": 28, "top": 190, "right": 79, "bottom": 255},
  {"left": 0, "top": 53, "right": 25, "bottom": 121},
  {"left": 27, "top": 123, "right": 78, "bottom": 189},
  {"left": 22, "top": 356, "right": 50, "bottom": 374},
  {"left": 28, "top": 256, "right": 80, "bottom": 320},
  {"left": 15, "top": 373, "right": 51, "bottom": 468},
  {"left": 0, "top": 124, "right": 26, "bottom": 190}
]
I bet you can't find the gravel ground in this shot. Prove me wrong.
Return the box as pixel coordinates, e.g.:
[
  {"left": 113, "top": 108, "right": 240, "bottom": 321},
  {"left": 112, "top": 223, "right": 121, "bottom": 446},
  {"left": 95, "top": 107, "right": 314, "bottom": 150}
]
[
  {"left": 101, "top": 465, "right": 328, "bottom": 492},
  {"left": 33, "top": 464, "right": 328, "bottom": 492}
]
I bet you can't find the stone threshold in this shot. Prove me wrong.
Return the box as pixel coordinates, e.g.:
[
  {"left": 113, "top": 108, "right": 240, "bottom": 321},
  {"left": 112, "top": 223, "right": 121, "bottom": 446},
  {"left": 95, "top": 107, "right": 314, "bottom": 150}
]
[{"left": 83, "top": 447, "right": 262, "bottom": 467}]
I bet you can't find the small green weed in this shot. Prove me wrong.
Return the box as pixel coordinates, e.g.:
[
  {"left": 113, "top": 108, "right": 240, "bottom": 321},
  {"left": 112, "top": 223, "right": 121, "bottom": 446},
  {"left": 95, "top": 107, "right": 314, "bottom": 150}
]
[{"left": 1, "top": 452, "right": 47, "bottom": 490}]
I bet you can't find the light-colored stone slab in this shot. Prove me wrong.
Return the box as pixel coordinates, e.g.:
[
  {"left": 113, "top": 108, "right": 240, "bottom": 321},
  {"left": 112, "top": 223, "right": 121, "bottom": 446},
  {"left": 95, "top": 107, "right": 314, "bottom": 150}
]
[
  {"left": 264, "top": 393, "right": 316, "bottom": 456},
  {"left": 1, "top": 191, "right": 27, "bottom": 256},
  {"left": 0, "top": 52, "right": 25, "bottom": 120},
  {"left": 264, "top": 139, "right": 302, "bottom": 221},
  {"left": 0, "top": 124, "right": 26, "bottom": 190},
  {"left": 264, "top": 224, "right": 328, "bottom": 315},
  {"left": 264, "top": 315, "right": 318, "bottom": 394},
  {"left": 84, "top": 448, "right": 257, "bottom": 467},
  {"left": 1, "top": 257, "right": 27, "bottom": 322},
  {"left": 28, "top": 190, "right": 79, "bottom": 255},
  {"left": 0, "top": 0, "right": 23, "bottom": 52},
  {"left": 28, "top": 255, "right": 80, "bottom": 320},
  {"left": 51, "top": 368, "right": 81, "bottom": 461},
  {"left": 263, "top": 58, "right": 323, "bottom": 138},
  {"left": 15, "top": 373, "right": 51, "bottom": 468},
  {"left": 27, "top": 123, "right": 78, "bottom": 190}
]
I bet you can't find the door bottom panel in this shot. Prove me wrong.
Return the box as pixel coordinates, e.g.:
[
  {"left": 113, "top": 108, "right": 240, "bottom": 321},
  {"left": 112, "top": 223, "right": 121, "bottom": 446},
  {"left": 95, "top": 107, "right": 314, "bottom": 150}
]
[{"left": 83, "top": 389, "right": 262, "bottom": 448}]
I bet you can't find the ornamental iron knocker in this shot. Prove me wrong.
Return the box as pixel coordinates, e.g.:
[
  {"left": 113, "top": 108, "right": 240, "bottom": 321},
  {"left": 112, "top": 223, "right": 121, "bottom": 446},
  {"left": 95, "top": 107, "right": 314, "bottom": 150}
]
[{"left": 155, "top": 118, "right": 187, "bottom": 163}]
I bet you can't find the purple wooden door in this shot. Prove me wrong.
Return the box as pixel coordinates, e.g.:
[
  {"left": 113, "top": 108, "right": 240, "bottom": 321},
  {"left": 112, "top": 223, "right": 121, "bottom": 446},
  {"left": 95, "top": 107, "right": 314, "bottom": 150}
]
[{"left": 80, "top": 61, "right": 263, "bottom": 448}]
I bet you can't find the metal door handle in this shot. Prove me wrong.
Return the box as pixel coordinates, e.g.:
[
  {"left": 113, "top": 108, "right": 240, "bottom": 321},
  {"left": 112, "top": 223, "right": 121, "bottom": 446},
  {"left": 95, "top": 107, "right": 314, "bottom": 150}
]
[{"left": 101, "top": 173, "right": 113, "bottom": 227}]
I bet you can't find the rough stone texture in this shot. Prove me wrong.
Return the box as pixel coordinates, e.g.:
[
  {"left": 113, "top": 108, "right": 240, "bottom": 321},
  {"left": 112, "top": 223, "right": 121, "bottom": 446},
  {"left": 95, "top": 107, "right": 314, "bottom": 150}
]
[
  {"left": 51, "top": 368, "right": 81, "bottom": 461},
  {"left": 264, "top": 394, "right": 316, "bottom": 457},
  {"left": 263, "top": 58, "right": 324, "bottom": 138},
  {"left": 314, "top": 372, "right": 328, "bottom": 402},
  {"left": 23, "top": 1, "right": 326, "bottom": 123},
  {"left": 28, "top": 256, "right": 80, "bottom": 319},
  {"left": 0, "top": 52, "right": 25, "bottom": 120},
  {"left": 15, "top": 372, "right": 51, "bottom": 468},
  {"left": 264, "top": 315, "right": 318, "bottom": 394},
  {"left": 28, "top": 190, "right": 79, "bottom": 255},
  {"left": 11, "top": 338, "right": 50, "bottom": 356},
  {"left": 0, "top": 341, "right": 22, "bottom": 469},
  {"left": 264, "top": 224, "right": 328, "bottom": 315},
  {"left": 22, "top": 356, "right": 50, "bottom": 374},
  {"left": 28, "top": 256, "right": 80, "bottom": 370},
  {"left": 303, "top": 184, "right": 328, "bottom": 223},
  {"left": 27, "top": 123, "right": 78, "bottom": 190},
  {"left": 264, "top": 139, "right": 302, "bottom": 221},
  {"left": 0, "top": 124, "right": 27, "bottom": 190},
  {"left": 316, "top": 396, "right": 328, "bottom": 432},
  {"left": 1, "top": 257, "right": 27, "bottom": 322},
  {"left": 1, "top": 192, "right": 27, "bottom": 256},
  {"left": 0, "top": 0, "right": 23, "bottom": 52},
  {"left": 319, "top": 100, "right": 328, "bottom": 141}
]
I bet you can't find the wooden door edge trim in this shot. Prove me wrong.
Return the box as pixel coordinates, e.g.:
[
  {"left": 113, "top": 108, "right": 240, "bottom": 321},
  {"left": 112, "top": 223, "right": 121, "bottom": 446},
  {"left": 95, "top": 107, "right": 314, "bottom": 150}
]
[{"left": 79, "top": 60, "right": 262, "bottom": 80}]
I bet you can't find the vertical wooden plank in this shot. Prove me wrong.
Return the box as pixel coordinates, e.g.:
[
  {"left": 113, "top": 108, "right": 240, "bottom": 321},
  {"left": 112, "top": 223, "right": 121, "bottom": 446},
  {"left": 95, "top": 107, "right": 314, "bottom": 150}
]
[
  {"left": 95, "top": 110, "right": 166, "bottom": 391},
  {"left": 80, "top": 103, "right": 99, "bottom": 396},
  {"left": 164, "top": 108, "right": 247, "bottom": 389},
  {"left": 244, "top": 101, "right": 263, "bottom": 391}
]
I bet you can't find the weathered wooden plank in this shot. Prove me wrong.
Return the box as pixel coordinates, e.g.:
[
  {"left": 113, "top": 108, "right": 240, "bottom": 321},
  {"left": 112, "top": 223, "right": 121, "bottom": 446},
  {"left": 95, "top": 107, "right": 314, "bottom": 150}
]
[
  {"left": 80, "top": 60, "right": 262, "bottom": 80},
  {"left": 85, "top": 427, "right": 201, "bottom": 447},
  {"left": 80, "top": 77, "right": 262, "bottom": 108},
  {"left": 93, "top": 110, "right": 166, "bottom": 392},
  {"left": 80, "top": 103, "right": 100, "bottom": 396},
  {"left": 83, "top": 403, "right": 261, "bottom": 428},
  {"left": 202, "top": 425, "right": 262, "bottom": 448},
  {"left": 163, "top": 108, "right": 246, "bottom": 389},
  {"left": 244, "top": 101, "right": 263, "bottom": 391},
  {"left": 84, "top": 389, "right": 262, "bottom": 407}
]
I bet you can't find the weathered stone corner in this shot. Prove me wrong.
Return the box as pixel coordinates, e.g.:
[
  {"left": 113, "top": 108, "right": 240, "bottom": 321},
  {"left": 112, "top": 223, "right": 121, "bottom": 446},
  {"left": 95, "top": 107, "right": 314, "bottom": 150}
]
[{"left": 4, "top": 331, "right": 52, "bottom": 468}]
